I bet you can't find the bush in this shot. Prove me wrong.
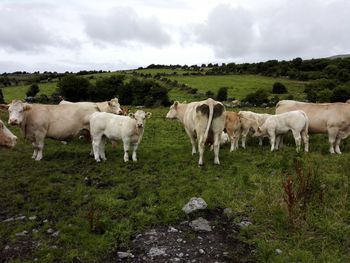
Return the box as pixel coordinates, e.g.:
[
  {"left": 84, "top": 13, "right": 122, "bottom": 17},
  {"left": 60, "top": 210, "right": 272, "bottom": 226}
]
[
  {"left": 58, "top": 75, "right": 91, "bottom": 102},
  {"left": 89, "top": 75, "right": 125, "bottom": 101},
  {"left": 272, "top": 82, "right": 287, "bottom": 94},
  {"left": 304, "top": 79, "right": 337, "bottom": 102},
  {"left": 216, "top": 87, "right": 228, "bottom": 101},
  {"left": 243, "top": 89, "right": 270, "bottom": 105},
  {"left": 206, "top": 90, "right": 215, "bottom": 98},
  {"left": 330, "top": 84, "right": 350, "bottom": 102},
  {"left": 0, "top": 88, "right": 4, "bottom": 104},
  {"left": 26, "top": 84, "right": 40, "bottom": 97}
]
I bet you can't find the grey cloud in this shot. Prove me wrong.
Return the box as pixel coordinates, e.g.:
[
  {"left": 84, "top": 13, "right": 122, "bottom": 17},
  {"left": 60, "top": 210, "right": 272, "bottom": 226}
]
[{"left": 84, "top": 6, "right": 171, "bottom": 47}]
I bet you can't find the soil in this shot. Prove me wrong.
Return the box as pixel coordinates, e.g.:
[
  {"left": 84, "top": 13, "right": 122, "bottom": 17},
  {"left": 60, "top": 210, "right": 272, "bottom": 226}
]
[{"left": 104, "top": 208, "right": 256, "bottom": 263}]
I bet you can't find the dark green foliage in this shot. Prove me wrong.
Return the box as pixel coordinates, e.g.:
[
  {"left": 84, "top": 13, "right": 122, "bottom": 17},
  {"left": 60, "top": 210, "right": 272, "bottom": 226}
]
[
  {"left": 272, "top": 82, "right": 288, "bottom": 94},
  {"left": 58, "top": 75, "right": 91, "bottom": 102},
  {"left": 89, "top": 75, "right": 125, "bottom": 101},
  {"left": 216, "top": 87, "right": 228, "bottom": 101},
  {"left": 206, "top": 90, "right": 215, "bottom": 98},
  {"left": 0, "top": 88, "right": 4, "bottom": 103},
  {"left": 304, "top": 79, "right": 337, "bottom": 102},
  {"left": 330, "top": 83, "right": 350, "bottom": 102},
  {"left": 26, "top": 83, "right": 40, "bottom": 97},
  {"left": 243, "top": 89, "right": 270, "bottom": 105}
]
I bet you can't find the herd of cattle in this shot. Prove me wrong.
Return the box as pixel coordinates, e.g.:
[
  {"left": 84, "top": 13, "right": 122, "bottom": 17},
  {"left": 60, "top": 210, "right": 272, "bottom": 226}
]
[{"left": 1, "top": 97, "right": 350, "bottom": 165}]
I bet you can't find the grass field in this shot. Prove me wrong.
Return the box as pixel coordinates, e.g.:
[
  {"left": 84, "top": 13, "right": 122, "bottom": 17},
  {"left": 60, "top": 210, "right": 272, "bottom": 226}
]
[{"left": 0, "top": 72, "right": 349, "bottom": 262}]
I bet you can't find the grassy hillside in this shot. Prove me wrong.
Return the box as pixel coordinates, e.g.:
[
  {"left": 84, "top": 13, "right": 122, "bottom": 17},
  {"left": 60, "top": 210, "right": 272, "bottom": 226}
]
[{"left": 0, "top": 107, "right": 349, "bottom": 262}]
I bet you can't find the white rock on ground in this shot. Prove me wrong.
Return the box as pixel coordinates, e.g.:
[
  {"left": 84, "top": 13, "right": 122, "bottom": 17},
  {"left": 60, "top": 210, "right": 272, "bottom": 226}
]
[
  {"left": 182, "top": 197, "right": 207, "bottom": 214},
  {"left": 189, "top": 217, "right": 212, "bottom": 232},
  {"left": 148, "top": 247, "right": 167, "bottom": 257},
  {"left": 117, "top": 251, "right": 134, "bottom": 258}
]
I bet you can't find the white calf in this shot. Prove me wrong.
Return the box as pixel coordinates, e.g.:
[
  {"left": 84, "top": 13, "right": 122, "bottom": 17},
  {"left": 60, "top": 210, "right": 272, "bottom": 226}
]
[
  {"left": 254, "top": 110, "right": 309, "bottom": 152},
  {"left": 90, "top": 110, "right": 151, "bottom": 162}
]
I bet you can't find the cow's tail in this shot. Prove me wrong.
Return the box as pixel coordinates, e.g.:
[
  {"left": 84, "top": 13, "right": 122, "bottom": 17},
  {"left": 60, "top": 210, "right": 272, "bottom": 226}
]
[
  {"left": 300, "top": 110, "right": 309, "bottom": 133},
  {"left": 203, "top": 98, "right": 215, "bottom": 143}
]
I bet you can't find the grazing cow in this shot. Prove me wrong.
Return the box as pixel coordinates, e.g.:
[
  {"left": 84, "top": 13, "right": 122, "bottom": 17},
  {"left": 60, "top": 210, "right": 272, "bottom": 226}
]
[
  {"left": 238, "top": 111, "right": 272, "bottom": 148},
  {"left": 225, "top": 111, "right": 241, "bottom": 151},
  {"left": 254, "top": 110, "right": 309, "bottom": 152},
  {"left": 276, "top": 100, "right": 350, "bottom": 154},
  {"left": 0, "top": 119, "right": 17, "bottom": 148},
  {"left": 90, "top": 110, "right": 151, "bottom": 162},
  {"left": 0, "top": 100, "right": 103, "bottom": 160},
  {"left": 59, "top": 98, "right": 123, "bottom": 115},
  {"left": 166, "top": 98, "right": 225, "bottom": 166}
]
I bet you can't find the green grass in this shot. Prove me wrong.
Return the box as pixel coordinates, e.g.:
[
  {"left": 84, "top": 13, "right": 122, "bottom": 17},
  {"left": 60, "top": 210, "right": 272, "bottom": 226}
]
[
  {"left": 2, "top": 82, "right": 58, "bottom": 102},
  {"left": 168, "top": 74, "right": 307, "bottom": 100},
  {"left": 0, "top": 106, "right": 349, "bottom": 262},
  {"left": 127, "top": 68, "right": 189, "bottom": 75}
]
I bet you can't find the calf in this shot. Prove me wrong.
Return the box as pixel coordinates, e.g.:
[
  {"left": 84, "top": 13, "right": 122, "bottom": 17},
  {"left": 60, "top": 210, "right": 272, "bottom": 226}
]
[
  {"left": 254, "top": 110, "right": 309, "bottom": 152},
  {"left": 225, "top": 111, "right": 241, "bottom": 151},
  {"left": 0, "top": 119, "right": 17, "bottom": 148},
  {"left": 238, "top": 111, "right": 272, "bottom": 148},
  {"left": 59, "top": 98, "right": 123, "bottom": 115},
  {"left": 90, "top": 110, "right": 152, "bottom": 162}
]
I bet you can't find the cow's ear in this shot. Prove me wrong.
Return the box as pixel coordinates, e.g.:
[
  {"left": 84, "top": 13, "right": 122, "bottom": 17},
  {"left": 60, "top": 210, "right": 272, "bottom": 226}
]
[
  {"left": 182, "top": 100, "right": 187, "bottom": 104},
  {"left": 174, "top": 101, "right": 179, "bottom": 108},
  {"left": 128, "top": 113, "right": 135, "bottom": 119},
  {"left": 0, "top": 104, "right": 9, "bottom": 111},
  {"left": 23, "top": 104, "right": 32, "bottom": 111},
  {"left": 258, "top": 127, "right": 261, "bottom": 132},
  {"left": 146, "top": 112, "right": 152, "bottom": 119}
]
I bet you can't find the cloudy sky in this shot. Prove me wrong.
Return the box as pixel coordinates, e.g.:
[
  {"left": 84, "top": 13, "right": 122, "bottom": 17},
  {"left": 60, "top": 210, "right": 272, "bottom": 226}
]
[{"left": 0, "top": 0, "right": 349, "bottom": 73}]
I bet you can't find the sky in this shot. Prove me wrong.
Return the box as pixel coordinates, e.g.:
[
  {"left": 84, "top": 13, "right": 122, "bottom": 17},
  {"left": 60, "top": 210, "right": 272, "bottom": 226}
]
[{"left": 0, "top": 0, "right": 349, "bottom": 73}]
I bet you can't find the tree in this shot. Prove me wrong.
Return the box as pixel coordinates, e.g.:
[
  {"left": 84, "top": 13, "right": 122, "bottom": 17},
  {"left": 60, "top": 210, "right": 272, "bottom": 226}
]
[
  {"left": 57, "top": 75, "right": 91, "bottom": 102},
  {"left": 206, "top": 90, "right": 215, "bottom": 98},
  {"left": 272, "top": 82, "right": 288, "bottom": 94},
  {"left": 0, "top": 88, "right": 4, "bottom": 104},
  {"left": 26, "top": 83, "right": 40, "bottom": 97},
  {"left": 243, "top": 89, "right": 270, "bottom": 105},
  {"left": 216, "top": 87, "right": 228, "bottom": 101},
  {"left": 331, "top": 85, "right": 350, "bottom": 102}
]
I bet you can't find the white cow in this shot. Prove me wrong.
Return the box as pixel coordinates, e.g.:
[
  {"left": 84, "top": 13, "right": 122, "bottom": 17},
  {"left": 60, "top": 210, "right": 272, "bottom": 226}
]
[
  {"left": 276, "top": 100, "right": 350, "bottom": 154},
  {"left": 238, "top": 111, "right": 272, "bottom": 148},
  {"left": 166, "top": 98, "right": 225, "bottom": 166},
  {"left": 0, "top": 119, "right": 17, "bottom": 148},
  {"left": 59, "top": 98, "right": 123, "bottom": 115},
  {"left": 254, "top": 110, "right": 309, "bottom": 152},
  {"left": 0, "top": 100, "right": 104, "bottom": 160},
  {"left": 90, "top": 110, "right": 152, "bottom": 162}
]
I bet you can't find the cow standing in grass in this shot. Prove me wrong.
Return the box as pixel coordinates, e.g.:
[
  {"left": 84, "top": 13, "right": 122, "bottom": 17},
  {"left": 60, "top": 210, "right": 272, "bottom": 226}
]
[
  {"left": 90, "top": 110, "right": 152, "bottom": 162},
  {"left": 0, "top": 119, "right": 17, "bottom": 148},
  {"left": 166, "top": 98, "right": 225, "bottom": 166}
]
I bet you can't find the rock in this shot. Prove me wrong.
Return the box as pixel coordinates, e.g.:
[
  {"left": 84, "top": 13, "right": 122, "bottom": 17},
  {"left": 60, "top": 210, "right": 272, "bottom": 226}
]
[
  {"left": 189, "top": 217, "right": 212, "bottom": 232},
  {"left": 117, "top": 251, "right": 134, "bottom": 258},
  {"left": 3, "top": 217, "right": 14, "bottom": 222},
  {"left": 5, "top": 245, "right": 10, "bottom": 250},
  {"left": 178, "top": 252, "right": 184, "bottom": 257},
  {"left": 32, "top": 228, "right": 39, "bottom": 233},
  {"left": 29, "top": 215, "right": 37, "bottom": 221},
  {"left": 148, "top": 247, "right": 167, "bottom": 257},
  {"left": 145, "top": 229, "right": 157, "bottom": 236},
  {"left": 223, "top": 208, "right": 233, "bottom": 217},
  {"left": 176, "top": 238, "right": 183, "bottom": 242},
  {"left": 172, "top": 258, "right": 181, "bottom": 262},
  {"left": 52, "top": 231, "right": 60, "bottom": 237},
  {"left": 182, "top": 197, "right": 207, "bottom": 214},
  {"left": 168, "top": 226, "right": 179, "bottom": 232},
  {"left": 238, "top": 220, "right": 253, "bottom": 228},
  {"left": 15, "top": 216, "right": 26, "bottom": 221},
  {"left": 15, "top": 230, "right": 28, "bottom": 237},
  {"left": 46, "top": 228, "right": 54, "bottom": 234},
  {"left": 43, "top": 219, "right": 48, "bottom": 223},
  {"left": 275, "top": 248, "right": 282, "bottom": 255},
  {"left": 199, "top": 248, "right": 205, "bottom": 254}
]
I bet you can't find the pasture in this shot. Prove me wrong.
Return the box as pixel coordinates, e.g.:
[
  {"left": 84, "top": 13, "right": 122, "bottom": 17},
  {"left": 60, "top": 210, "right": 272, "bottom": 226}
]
[{"left": 0, "top": 73, "right": 349, "bottom": 262}]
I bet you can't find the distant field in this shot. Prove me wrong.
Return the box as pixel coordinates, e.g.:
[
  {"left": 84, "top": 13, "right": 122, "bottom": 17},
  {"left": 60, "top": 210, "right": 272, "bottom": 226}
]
[
  {"left": 168, "top": 74, "right": 307, "bottom": 100},
  {"left": 2, "top": 82, "right": 58, "bottom": 102}
]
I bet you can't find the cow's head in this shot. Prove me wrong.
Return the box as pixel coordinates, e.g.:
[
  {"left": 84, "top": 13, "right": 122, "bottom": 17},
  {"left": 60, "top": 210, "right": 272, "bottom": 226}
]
[
  {"left": 166, "top": 101, "right": 180, "bottom": 119},
  {"left": 0, "top": 120, "right": 17, "bottom": 148},
  {"left": 108, "top": 98, "right": 123, "bottom": 115},
  {"left": 129, "top": 110, "right": 152, "bottom": 129},
  {"left": 7, "top": 100, "right": 32, "bottom": 125},
  {"left": 253, "top": 126, "right": 266, "bottom": 137}
]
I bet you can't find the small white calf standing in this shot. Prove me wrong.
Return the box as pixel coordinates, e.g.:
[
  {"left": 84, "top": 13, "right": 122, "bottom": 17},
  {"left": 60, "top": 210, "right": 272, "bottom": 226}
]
[
  {"left": 90, "top": 110, "right": 152, "bottom": 162},
  {"left": 254, "top": 110, "right": 309, "bottom": 152}
]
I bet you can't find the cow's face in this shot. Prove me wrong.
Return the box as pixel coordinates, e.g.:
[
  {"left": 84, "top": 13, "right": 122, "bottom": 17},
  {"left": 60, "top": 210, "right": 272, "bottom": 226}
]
[
  {"left": 8, "top": 100, "right": 31, "bottom": 125},
  {"left": 0, "top": 120, "right": 17, "bottom": 148},
  {"left": 253, "top": 126, "right": 266, "bottom": 137},
  {"left": 108, "top": 98, "right": 123, "bottom": 115},
  {"left": 166, "top": 101, "right": 179, "bottom": 119},
  {"left": 129, "top": 110, "right": 152, "bottom": 129}
]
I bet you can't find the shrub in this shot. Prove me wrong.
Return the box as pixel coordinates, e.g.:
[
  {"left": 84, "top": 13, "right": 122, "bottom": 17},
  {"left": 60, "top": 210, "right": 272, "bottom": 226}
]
[
  {"left": 216, "top": 87, "right": 228, "bottom": 101},
  {"left": 26, "top": 83, "right": 40, "bottom": 97},
  {"left": 330, "top": 84, "right": 350, "bottom": 102},
  {"left": 272, "top": 82, "right": 287, "bottom": 94},
  {"left": 58, "top": 75, "right": 91, "bottom": 102},
  {"left": 206, "top": 90, "right": 215, "bottom": 98},
  {"left": 0, "top": 88, "right": 4, "bottom": 104},
  {"left": 243, "top": 89, "right": 270, "bottom": 105},
  {"left": 89, "top": 75, "right": 125, "bottom": 101}
]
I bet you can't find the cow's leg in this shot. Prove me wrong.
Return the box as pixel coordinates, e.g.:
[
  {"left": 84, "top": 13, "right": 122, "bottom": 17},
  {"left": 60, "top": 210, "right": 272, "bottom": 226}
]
[
  {"left": 213, "top": 132, "right": 221, "bottom": 165},
  {"left": 132, "top": 143, "right": 139, "bottom": 162},
  {"left": 269, "top": 132, "right": 276, "bottom": 152},
  {"left": 275, "top": 135, "right": 281, "bottom": 150},
  {"left": 198, "top": 136, "right": 205, "bottom": 166},
  {"left": 327, "top": 128, "right": 338, "bottom": 154},
  {"left": 92, "top": 137, "right": 101, "bottom": 162},
  {"left": 31, "top": 142, "right": 38, "bottom": 159},
  {"left": 259, "top": 137, "right": 263, "bottom": 146},
  {"left": 34, "top": 140, "right": 45, "bottom": 161},
  {"left": 301, "top": 130, "right": 309, "bottom": 152},
  {"left": 335, "top": 136, "right": 342, "bottom": 154},
  {"left": 99, "top": 137, "right": 107, "bottom": 161},
  {"left": 292, "top": 130, "right": 302, "bottom": 152},
  {"left": 241, "top": 128, "right": 248, "bottom": 149},
  {"left": 230, "top": 135, "right": 235, "bottom": 152},
  {"left": 185, "top": 128, "right": 197, "bottom": 155},
  {"left": 123, "top": 139, "right": 130, "bottom": 162}
]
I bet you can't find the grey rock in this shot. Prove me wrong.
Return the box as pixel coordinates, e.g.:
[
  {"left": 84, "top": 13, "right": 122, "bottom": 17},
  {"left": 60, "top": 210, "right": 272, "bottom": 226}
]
[
  {"left": 117, "top": 251, "right": 134, "bottom": 258},
  {"left": 168, "top": 226, "right": 179, "bottom": 232},
  {"left": 223, "top": 208, "right": 233, "bottom": 217},
  {"left": 15, "top": 230, "right": 28, "bottom": 237},
  {"left": 52, "top": 231, "right": 60, "bottom": 237},
  {"left": 43, "top": 219, "right": 48, "bottom": 223},
  {"left": 46, "top": 228, "right": 54, "bottom": 234},
  {"left": 178, "top": 252, "right": 184, "bottom": 257},
  {"left": 3, "top": 217, "right": 14, "bottom": 222},
  {"left": 172, "top": 258, "right": 181, "bottom": 262},
  {"left": 15, "top": 216, "right": 26, "bottom": 221},
  {"left": 29, "top": 215, "right": 37, "bottom": 221},
  {"left": 32, "top": 228, "right": 39, "bottom": 233},
  {"left": 275, "top": 248, "right": 282, "bottom": 255},
  {"left": 189, "top": 217, "right": 212, "bottom": 232},
  {"left": 145, "top": 229, "right": 157, "bottom": 236},
  {"left": 5, "top": 245, "right": 10, "bottom": 250},
  {"left": 182, "top": 197, "right": 207, "bottom": 214},
  {"left": 176, "top": 238, "right": 183, "bottom": 242},
  {"left": 199, "top": 248, "right": 205, "bottom": 254},
  {"left": 238, "top": 220, "right": 252, "bottom": 228},
  {"left": 148, "top": 247, "right": 167, "bottom": 257}
]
